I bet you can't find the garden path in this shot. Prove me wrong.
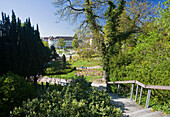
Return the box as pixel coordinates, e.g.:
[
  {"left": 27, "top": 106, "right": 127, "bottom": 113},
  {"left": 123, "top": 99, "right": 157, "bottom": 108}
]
[{"left": 77, "top": 65, "right": 102, "bottom": 70}]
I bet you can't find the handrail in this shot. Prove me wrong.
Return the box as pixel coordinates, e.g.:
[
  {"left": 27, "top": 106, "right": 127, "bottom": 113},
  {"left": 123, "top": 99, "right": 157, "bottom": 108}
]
[
  {"left": 107, "top": 80, "right": 170, "bottom": 108},
  {"left": 107, "top": 80, "right": 170, "bottom": 90}
]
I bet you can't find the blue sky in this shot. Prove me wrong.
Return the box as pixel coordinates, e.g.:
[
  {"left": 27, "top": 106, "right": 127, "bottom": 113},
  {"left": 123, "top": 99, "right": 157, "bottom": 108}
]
[
  {"left": 0, "top": 0, "right": 76, "bottom": 37},
  {"left": 0, "top": 0, "right": 164, "bottom": 37}
]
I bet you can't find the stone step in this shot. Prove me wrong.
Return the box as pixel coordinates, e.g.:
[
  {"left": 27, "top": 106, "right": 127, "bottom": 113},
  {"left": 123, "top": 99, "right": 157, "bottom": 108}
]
[
  {"left": 91, "top": 82, "right": 170, "bottom": 117},
  {"left": 125, "top": 108, "right": 151, "bottom": 117},
  {"left": 139, "top": 111, "right": 164, "bottom": 117},
  {"left": 108, "top": 93, "right": 142, "bottom": 114}
]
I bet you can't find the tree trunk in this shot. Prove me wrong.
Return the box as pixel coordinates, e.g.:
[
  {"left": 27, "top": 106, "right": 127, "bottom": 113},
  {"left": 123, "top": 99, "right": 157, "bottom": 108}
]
[
  {"left": 104, "top": 69, "right": 111, "bottom": 92},
  {"left": 102, "top": 70, "right": 107, "bottom": 81}
]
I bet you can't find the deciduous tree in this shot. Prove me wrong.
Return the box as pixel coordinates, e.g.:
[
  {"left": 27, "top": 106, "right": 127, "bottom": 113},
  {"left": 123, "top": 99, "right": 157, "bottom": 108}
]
[
  {"left": 72, "top": 33, "right": 79, "bottom": 49},
  {"left": 56, "top": 38, "right": 66, "bottom": 48},
  {"left": 52, "top": 0, "right": 159, "bottom": 90}
]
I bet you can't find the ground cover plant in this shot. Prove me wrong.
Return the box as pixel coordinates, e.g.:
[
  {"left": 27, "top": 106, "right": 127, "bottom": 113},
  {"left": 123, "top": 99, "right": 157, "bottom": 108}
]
[
  {"left": 0, "top": 72, "right": 36, "bottom": 117},
  {"left": 10, "top": 77, "right": 122, "bottom": 117}
]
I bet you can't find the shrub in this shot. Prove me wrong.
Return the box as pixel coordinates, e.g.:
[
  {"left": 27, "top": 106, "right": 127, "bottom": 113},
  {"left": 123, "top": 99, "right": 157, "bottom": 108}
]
[
  {"left": 77, "top": 48, "right": 96, "bottom": 59},
  {"left": 108, "top": 18, "right": 170, "bottom": 113},
  {"left": 45, "top": 61, "right": 75, "bottom": 75},
  {"left": 45, "top": 67, "right": 75, "bottom": 75},
  {"left": 0, "top": 72, "right": 36, "bottom": 117},
  {"left": 10, "top": 77, "right": 122, "bottom": 117}
]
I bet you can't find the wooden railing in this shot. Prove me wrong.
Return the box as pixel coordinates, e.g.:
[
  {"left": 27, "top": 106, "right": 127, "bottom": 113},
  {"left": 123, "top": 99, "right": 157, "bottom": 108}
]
[{"left": 107, "top": 80, "right": 170, "bottom": 108}]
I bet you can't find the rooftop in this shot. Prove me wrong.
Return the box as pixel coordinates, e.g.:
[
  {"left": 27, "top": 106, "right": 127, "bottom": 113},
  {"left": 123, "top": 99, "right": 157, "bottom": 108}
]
[{"left": 43, "top": 36, "right": 74, "bottom": 40}]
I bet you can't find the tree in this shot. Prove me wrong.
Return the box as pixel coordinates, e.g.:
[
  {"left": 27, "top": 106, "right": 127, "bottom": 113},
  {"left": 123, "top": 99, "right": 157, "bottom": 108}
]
[
  {"left": 52, "top": 0, "right": 159, "bottom": 91},
  {"left": 50, "top": 45, "right": 59, "bottom": 59},
  {"left": 52, "top": 0, "right": 156, "bottom": 49},
  {"left": 56, "top": 38, "right": 66, "bottom": 49},
  {"left": 108, "top": 1, "right": 170, "bottom": 112},
  {"left": 77, "top": 48, "right": 95, "bottom": 59},
  {"left": 155, "top": 0, "right": 170, "bottom": 38},
  {"left": 118, "top": 0, "right": 156, "bottom": 34},
  {"left": 62, "top": 54, "right": 66, "bottom": 68},
  {"left": 0, "top": 11, "right": 50, "bottom": 84},
  {"left": 42, "top": 41, "right": 49, "bottom": 47},
  {"left": 72, "top": 33, "right": 79, "bottom": 49}
]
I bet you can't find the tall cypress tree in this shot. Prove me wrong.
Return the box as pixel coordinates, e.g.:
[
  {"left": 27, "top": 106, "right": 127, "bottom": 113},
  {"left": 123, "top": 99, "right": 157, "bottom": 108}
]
[{"left": 0, "top": 11, "right": 51, "bottom": 82}]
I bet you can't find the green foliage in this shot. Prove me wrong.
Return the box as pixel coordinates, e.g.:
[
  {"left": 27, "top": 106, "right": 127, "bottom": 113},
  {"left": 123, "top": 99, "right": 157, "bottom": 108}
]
[
  {"left": 72, "top": 33, "right": 79, "bottom": 49},
  {"left": 0, "top": 72, "right": 36, "bottom": 117},
  {"left": 0, "top": 11, "right": 50, "bottom": 78},
  {"left": 156, "top": 0, "right": 170, "bottom": 36},
  {"left": 56, "top": 38, "right": 66, "bottom": 48},
  {"left": 45, "top": 67, "right": 74, "bottom": 75},
  {"left": 45, "top": 61, "right": 75, "bottom": 75},
  {"left": 62, "top": 54, "right": 66, "bottom": 68},
  {"left": 10, "top": 77, "right": 122, "bottom": 117},
  {"left": 77, "top": 48, "right": 96, "bottom": 59},
  {"left": 42, "top": 41, "right": 49, "bottom": 47},
  {"left": 62, "top": 54, "right": 66, "bottom": 63},
  {"left": 108, "top": 1, "right": 170, "bottom": 113},
  {"left": 71, "top": 58, "right": 101, "bottom": 68},
  {"left": 50, "top": 45, "right": 59, "bottom": 60},
  {"left": 58, "top": 50, "right": 63, "bottom": 54},
  {"left": 102, "top": 0, "right": 132, "bottom": 92}
]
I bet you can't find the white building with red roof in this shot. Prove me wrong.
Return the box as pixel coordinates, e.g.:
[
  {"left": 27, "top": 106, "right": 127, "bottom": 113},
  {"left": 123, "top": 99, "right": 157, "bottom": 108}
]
[{"left": 43, "top": 36, "right": 74, "bottom": 48}]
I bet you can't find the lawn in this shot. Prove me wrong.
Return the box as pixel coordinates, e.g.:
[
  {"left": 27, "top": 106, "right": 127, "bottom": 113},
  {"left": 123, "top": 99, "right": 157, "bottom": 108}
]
[
  {"left": 47, "top": 71, "right": 75, "bottom": 79},
  {"left": 45, "top": 58, "right": 103, "bottom": 82},
  {"left": 46, "top": 71, "right": 103, "bottom": 82},
  {"left": 71, "top": 58, "right": 102, "bottom": 68}
]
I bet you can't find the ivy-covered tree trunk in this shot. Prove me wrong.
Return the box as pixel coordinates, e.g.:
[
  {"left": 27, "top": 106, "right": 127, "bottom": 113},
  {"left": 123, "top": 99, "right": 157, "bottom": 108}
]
[{"left": 81, "top": 0, "right": 136, "bottom": 92}]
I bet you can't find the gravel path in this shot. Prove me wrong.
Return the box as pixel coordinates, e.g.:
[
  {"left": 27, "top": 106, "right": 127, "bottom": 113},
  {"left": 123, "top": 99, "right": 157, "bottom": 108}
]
[
  {"left": 38, "top": 76, "right": 106, "bottom": 88},
  {"left": 37, "top": 76, "right": 71, "bottom": 86}
]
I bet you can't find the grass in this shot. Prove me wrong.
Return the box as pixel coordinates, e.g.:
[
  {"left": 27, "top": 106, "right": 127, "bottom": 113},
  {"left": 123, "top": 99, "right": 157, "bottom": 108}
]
[
  {"left": 85, "top": 75, "right": 103, "bottom": 82},
  {"left": 45, "top": 58, "right": 103, "bottom": 82},
  {"left": 46, "top": 69, "right": 102, "bottom": 82},
  {"left": 71, "top": 58, "right": 102, "bottom": 68},
  {"left": 46, "top": 71, "right": 75, "bottom": 79}
]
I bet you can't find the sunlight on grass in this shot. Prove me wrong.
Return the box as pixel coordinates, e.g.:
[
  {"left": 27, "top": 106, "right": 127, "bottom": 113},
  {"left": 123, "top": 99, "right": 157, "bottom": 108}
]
[
  {"left": 71, "top": 58, "right": 102, "bottom": 68},
  {"left": 45, "top": 58, "right": 103, "bottom": 82},
  {"left": 46, "top": 70, "right": 103, "bottom": 82}
]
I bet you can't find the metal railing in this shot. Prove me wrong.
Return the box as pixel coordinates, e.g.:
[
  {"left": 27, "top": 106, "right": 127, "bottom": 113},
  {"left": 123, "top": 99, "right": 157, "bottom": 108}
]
[{"left": 107, "top": 80, "right": 170, "bottom": 108}]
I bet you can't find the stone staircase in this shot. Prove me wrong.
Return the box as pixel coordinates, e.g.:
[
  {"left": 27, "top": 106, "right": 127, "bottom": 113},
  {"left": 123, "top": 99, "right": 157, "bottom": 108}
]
[
  {"left": 109, "top": 93, "right": 170, "bottom": 117},
  {"left": 91, "top": 82, "right": 170, "bottom": 117}
]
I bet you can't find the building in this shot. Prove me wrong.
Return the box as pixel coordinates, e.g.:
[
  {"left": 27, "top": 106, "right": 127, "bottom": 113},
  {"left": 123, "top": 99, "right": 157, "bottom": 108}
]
[{"left": 42, "top": 36, "right": 74, "bottom": 48}]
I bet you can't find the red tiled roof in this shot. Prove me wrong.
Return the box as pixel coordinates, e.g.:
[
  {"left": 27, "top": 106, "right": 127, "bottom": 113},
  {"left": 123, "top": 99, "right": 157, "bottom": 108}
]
[
  {"left": 43, "top": 37, "right": 48, "bottom": 39},
  {"left": 55, "top": 36, "right": 74, "bottom": 40},
  {"left": 49, "top": 36, "right": 54, "bottom": 40},
  {"left": 43, "top": 36, "right": 74, "bottom": 40}
]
